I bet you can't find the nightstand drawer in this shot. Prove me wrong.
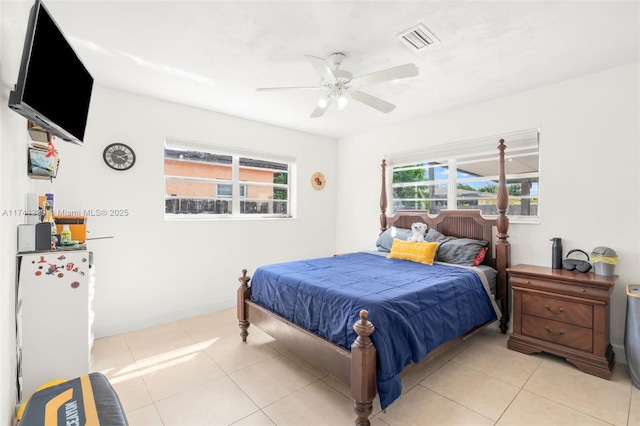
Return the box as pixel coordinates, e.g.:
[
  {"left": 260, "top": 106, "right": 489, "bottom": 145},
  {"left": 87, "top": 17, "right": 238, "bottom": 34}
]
[
  {"left": 510, "top": 276, "right": 609, "bottom": 301},
  {"left": 522, "top": 293, "right": 593, "bottom": 328},
  {"left": 522, "top": 315, "right": 593, "bottom": 352}
]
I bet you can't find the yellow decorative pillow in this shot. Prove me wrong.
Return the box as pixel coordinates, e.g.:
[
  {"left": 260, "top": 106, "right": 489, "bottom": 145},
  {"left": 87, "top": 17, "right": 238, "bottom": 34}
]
[{"left": 387, "top": 239, "right": 438, "bottom": 265}]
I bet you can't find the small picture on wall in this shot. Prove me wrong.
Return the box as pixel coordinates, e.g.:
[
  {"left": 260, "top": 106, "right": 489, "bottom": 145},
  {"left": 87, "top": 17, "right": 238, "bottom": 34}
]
[{"left": 27, "top": 147, "right": 58, "bottom": 179}]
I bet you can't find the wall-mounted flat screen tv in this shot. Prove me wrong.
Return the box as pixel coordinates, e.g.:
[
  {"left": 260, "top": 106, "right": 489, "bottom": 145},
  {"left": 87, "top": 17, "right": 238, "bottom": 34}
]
[{"left": 8, "top": 0, "right": 93, "bottom": 146}]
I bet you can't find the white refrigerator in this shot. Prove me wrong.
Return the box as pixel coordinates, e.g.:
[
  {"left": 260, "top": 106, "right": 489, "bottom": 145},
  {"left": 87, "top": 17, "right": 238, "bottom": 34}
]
[{"left": 16, "top": 249, "right": 94, "bottom": 401}]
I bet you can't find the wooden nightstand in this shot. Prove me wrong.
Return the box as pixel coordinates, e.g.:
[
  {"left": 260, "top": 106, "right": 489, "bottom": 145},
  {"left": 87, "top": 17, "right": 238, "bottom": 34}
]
[{"left": 507, "top": 264, "right": 617, "bottom": 379}]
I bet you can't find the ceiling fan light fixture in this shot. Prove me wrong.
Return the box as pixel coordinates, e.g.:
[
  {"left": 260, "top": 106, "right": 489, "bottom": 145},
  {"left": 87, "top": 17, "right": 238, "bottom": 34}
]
[
  {"left": 337, "top": 94, "right": 348, "bottom": 111},
  {"left": 318, "top": 96, "right": 330, "bottom": 108}
]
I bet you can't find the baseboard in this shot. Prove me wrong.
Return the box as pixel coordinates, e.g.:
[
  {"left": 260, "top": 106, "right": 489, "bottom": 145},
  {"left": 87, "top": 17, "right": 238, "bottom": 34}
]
[
  {"left": 92, "top": 298, "right": 236, "bottom": 338},
  {"left": 612, "top": 342, "right": 627, "bottom": 365}
]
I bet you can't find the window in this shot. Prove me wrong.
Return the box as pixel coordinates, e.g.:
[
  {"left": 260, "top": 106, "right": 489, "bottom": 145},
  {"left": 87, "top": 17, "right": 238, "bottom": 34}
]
[
  {"left": 216, "top": 184, "right": 246, "bottom": 199},
  {"left": 388, "top": 129, "right": 539, "bottom": 222},
  {"left": 164, "top": 139, "right": 294, "bottom": 218}
]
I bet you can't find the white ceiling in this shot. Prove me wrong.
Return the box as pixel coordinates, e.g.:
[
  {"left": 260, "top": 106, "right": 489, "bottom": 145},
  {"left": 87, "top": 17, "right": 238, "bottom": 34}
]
[{"left": 44, "top": 0, "right": 640, "bottom": 140}]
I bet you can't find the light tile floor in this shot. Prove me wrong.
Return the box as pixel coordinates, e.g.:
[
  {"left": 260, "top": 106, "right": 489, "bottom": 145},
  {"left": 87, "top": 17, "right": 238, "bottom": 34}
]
[{"left": 92, "top": 308, "right": 640, "bottom": 426}]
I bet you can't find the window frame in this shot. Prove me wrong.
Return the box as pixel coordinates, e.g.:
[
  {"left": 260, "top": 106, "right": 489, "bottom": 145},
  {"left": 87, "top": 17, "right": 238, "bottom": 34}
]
[
  {"left": 164, "top": 139, "right": 295, "bottom": 220},
  {"left": 386, "top": 129, "right": 540, "bottom": 224},
  {"left": 216, "top": 183, "right": 247, "bottom": 199}
]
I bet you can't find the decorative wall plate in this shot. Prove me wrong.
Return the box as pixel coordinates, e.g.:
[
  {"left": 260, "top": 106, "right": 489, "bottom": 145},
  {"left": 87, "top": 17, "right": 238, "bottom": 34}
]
[{"left": 311, "top": 172, "right": 326, "bottom": 190}]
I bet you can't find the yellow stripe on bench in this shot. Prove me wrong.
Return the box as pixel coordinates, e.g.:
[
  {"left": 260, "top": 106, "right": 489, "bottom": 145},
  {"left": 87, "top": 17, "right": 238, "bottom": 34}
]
[
  {"left": 80, "top": 373, "right": 100, "bottom": 425},
  {"left": 44, "top": 388, "right": 73, "bottom": 425}
]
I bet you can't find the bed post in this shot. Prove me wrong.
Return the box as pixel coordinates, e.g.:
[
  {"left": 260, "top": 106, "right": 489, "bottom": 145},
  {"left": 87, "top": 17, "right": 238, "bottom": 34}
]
[
  {"left": 237, "top": 269, "right": 251, "bottom": 342},
  {"left": 351, "top": 310, "right": 376, "bottom": 426},
  {"left": 380, "top": 159, "right": 388, "bottom": 233},
  {"left": 496, "top": 140, "right": 511, "bottom": 333}
]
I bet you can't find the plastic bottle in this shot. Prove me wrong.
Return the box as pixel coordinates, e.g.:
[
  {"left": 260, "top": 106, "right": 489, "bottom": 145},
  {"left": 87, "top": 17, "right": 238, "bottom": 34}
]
[
  {"left": 42, "top": 201, "right": 56, "bottom": 248},
  {"left": 61, "top": 225, "right": 72, "bottom": 245},
  {"left": 42, "top": 201, "right": 56, "bottom": 234},
  {"left": 550, "top": 237, "right": 563, "bottom": 269}
]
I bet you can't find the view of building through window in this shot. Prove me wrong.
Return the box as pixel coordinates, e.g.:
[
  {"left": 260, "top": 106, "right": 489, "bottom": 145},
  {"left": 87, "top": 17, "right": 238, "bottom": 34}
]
[{"left": 164, "top": 144, "right": 292, "bottom": 218}]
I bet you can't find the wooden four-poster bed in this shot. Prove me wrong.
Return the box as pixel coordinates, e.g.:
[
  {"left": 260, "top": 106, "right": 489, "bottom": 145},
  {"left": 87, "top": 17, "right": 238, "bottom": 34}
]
[{"left": 237, "top": 140, "right": 511, "bottom": 425}]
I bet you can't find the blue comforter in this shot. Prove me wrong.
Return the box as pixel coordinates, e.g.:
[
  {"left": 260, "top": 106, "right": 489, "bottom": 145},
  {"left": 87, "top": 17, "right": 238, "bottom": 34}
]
[{"left": 249, "top": 252, "right": 497, "bottom": 410}]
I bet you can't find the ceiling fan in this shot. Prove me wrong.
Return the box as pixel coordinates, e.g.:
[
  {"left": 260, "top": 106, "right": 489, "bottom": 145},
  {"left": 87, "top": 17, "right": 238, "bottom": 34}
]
[{"left": 256, "top": 52, "right": 419, "bottom": 118}]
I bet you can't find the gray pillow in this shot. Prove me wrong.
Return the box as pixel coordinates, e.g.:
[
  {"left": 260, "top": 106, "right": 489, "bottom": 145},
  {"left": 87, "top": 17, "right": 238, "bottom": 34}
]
[
  {"left": 426, "top": 229, "right": 488, "bottom": 266},
  {"left": 425, "top": 228, "right": 454, "bottom": 245},
  {"left": 376, "top": 227, "right": 413, "bottom": 252}
]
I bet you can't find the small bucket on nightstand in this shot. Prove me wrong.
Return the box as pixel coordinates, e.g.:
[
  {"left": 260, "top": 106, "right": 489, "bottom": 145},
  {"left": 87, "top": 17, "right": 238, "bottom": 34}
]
[{"left": 591, "top": 247, "right": 618, "bottom": 276}]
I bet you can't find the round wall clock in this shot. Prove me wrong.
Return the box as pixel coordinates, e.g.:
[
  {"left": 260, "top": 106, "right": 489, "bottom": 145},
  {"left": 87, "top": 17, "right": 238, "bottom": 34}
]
[
  {"left": 311, "top": 172, "right": 326, "bottom": 190},
  {"left": 103, "top": 143, "right": 136, "bottom": 171}
]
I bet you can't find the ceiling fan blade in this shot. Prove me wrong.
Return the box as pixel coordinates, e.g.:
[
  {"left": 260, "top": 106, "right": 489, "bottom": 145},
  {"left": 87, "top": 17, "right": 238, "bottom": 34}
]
[
  {"left": 310, "top": 99, "right": 333, "bottom": 118},
  {"left": 256, "top": 86, "right": 324, "bottom": 91},
  {"left": 305, "top": 55, "right": 337, "bottom": 84},
  {"left": 351, "top": 91, "right": 396, "bottom": 113},
  {"left": 353, "top": 63, "right": 419, "bottom": 86}
]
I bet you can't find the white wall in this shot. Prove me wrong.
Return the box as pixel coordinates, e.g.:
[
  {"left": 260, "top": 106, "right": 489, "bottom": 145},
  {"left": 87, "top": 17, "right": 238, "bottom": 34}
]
[
  {"left": 35, "top": 85, "right": 337, "bottom": 338},
  {"left": 336, "top": 62, "right": 640, "bottom": 363},
  {"left": 1, "top": 1, "right": 42, "bottom": 422}
]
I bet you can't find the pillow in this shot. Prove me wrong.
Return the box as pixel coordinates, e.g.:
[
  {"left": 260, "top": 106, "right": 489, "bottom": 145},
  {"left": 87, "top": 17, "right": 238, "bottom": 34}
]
[
  {"left": 425, "top": 228, "right": 489, "bottom": 266},
  {"left": 387, "top": 239, "right": 438, "bottom": 265},
  {"left": 376, "top": 226, "right": 413, "bottom": 252},
  {"left": 425, "top": 228, "right": 454, "bottom": 245},
  {"left": 472, "top": 247, "right": 489, "bottom": 267}
]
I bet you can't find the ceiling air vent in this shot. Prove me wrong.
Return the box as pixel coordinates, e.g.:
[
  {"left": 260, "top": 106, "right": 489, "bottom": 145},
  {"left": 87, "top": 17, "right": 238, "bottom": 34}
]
[{"left": 396, "top": 24, "right": 440, "bottom": 52}]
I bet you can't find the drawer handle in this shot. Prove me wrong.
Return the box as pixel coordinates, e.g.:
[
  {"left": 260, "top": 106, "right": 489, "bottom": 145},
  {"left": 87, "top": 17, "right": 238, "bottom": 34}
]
[
  {"left": 545, "top": 326, "right": 565, "bottom": 336},
  {"left": 544, "top": 304, "right": 565, "bottom": 314}
]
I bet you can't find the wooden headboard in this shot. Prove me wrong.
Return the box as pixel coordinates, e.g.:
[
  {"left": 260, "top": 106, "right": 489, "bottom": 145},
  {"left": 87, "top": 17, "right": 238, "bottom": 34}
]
[
  {"left": 385, "top": 210, "right": 499, "bottom": 269},
  {"left": 379, "top": 140, "right": 511, "bottom": 332}
]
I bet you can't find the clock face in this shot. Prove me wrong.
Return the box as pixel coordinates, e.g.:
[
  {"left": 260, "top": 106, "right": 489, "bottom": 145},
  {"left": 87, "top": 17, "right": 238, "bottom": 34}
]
[{"left": 103, "top": 143, "right": 136, "bottom": 171}]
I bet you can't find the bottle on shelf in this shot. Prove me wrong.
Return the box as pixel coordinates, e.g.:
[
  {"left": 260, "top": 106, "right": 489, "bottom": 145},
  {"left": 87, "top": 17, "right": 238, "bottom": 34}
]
[
  {"left": 42, "top": 201, "right": 56, "bottom": 248},
  {"left": 60, "top": 225, "right": 72, "bottom": 245}
]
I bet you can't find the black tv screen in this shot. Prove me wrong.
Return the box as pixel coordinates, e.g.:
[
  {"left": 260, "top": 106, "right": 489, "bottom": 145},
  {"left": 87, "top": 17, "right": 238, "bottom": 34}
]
[{"left": 8, "top": 0, "right": 93, "bottom": 145}]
